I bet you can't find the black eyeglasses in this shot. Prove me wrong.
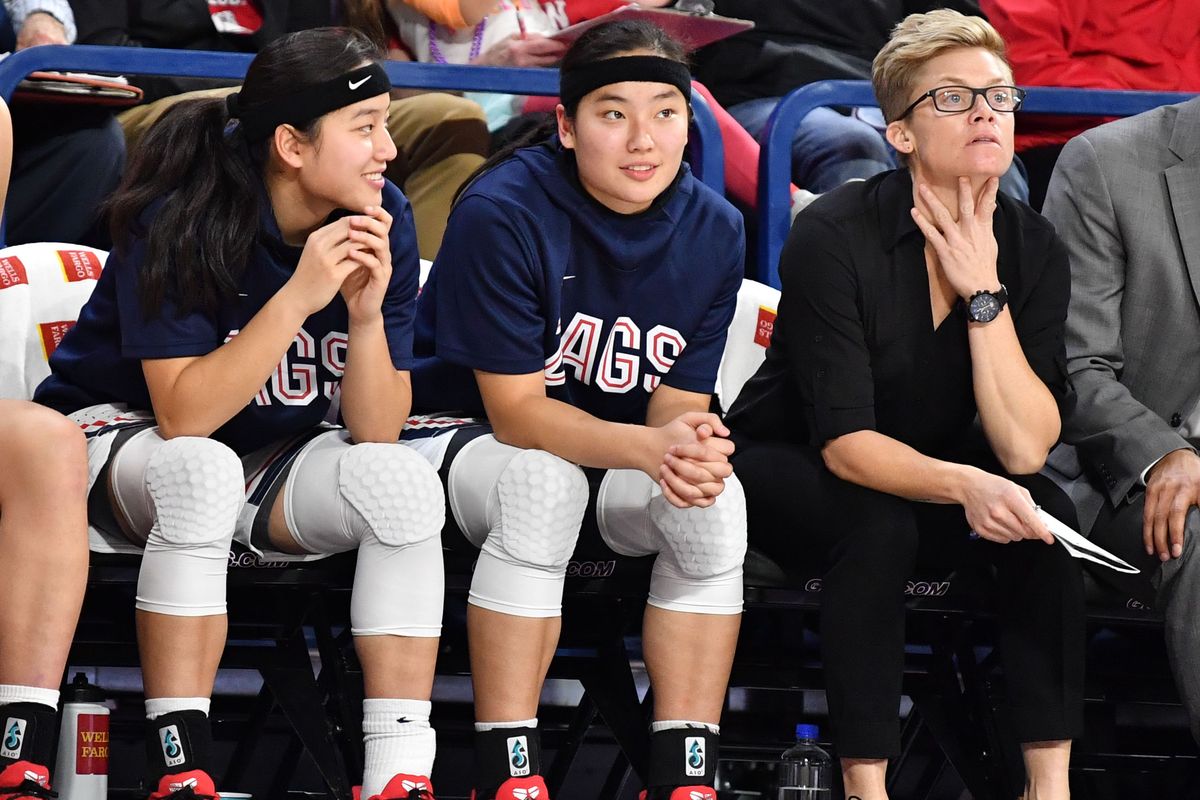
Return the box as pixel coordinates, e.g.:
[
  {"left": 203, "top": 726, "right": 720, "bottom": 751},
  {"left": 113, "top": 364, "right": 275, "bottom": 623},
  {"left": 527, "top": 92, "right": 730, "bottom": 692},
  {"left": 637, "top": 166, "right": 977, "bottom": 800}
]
[{"left": 898, "top": 85, "right": 1026, "bottom": 119}]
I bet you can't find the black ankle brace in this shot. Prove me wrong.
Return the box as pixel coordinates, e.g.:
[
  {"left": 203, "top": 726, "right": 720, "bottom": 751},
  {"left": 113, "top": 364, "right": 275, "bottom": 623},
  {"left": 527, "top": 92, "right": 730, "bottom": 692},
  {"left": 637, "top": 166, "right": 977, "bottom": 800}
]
[
  {"left": 647, "top": 726, "right": 718, "bottom": 790},
  {"left": 474, "top": 726, "right": 541, "bottom": 797},
  {"left": 0, "top": 703, "right": 57, "bottom": 769},
  {"left": 145, "top": 710, "right": 212, "bottom": 785}
]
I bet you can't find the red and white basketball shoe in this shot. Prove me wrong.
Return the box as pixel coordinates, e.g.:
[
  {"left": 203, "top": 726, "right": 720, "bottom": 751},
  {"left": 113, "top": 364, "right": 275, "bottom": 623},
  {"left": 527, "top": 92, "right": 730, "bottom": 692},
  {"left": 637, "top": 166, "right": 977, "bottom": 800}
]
[
  {"left": 0, "top": 762, "right": 52, "bottom": 799},
  {"left": 147, "top": 769, "right": 219, "bottom": 800},
  {"left": 471, "top": 775, "right": 550, "bottom": 800},
  {"left": 638, "top": 787, "right": 719, "bottom": 800}
]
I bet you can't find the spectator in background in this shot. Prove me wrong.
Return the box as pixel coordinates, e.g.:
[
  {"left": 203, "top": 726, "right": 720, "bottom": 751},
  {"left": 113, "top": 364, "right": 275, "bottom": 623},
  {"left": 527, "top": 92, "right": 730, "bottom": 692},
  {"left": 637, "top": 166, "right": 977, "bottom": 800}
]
[
  {"left": 2, "top": 0, "right": 125, "bottom": 247},
  {"left": 392, "top": 0, "right": 808, "bottom": 216},
  {"left": 69, "top": 0, "right": 492, "bottom": 260},
  {"left": 386, "top": 0, "right": 570, "bottom": 135},
  {"left": 694, "top": 0, "right": 1028, "bottom": 202},
  {"left": 1041, "top": 95, "right": 1200, "bottom": 748},
  {"left": 981, "top": 0, "right": 1200, "bottom": 209},
  {"left": 6, "top": 0, "right": 72, "bottom": 48}
]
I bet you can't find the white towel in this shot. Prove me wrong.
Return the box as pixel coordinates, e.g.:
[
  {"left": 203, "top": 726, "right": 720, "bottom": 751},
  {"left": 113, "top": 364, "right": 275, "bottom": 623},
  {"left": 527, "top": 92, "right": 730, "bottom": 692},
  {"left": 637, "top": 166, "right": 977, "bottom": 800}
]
[{"left": 0, "top": 242, "right": 107, "bottom": 401}]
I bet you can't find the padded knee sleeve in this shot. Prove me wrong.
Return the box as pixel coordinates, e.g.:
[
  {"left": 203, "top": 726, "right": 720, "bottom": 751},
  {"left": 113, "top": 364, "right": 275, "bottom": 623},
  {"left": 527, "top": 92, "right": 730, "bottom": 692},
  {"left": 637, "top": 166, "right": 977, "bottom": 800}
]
[
  {"left": 285, "top": 433, "right": 445, "bottom": 552},
  {"left": 341, "top": 443, "right": 446, "bottom": 638},
  {"left": 452, "top": 440, "right": 589, "bottom": 618},
  {"left": 338, "top": 442, "right": 446, "bottom": 547},
  {"left": 599, "top": 470, "right": 746, "bottom": 616},
  {"left": 284, "top": 434, "right": 446, "bottom": 637},
  {"left": 133, "top": 436, "right": 243, "bottom": 617},
  {"left": 648, "top": 474, "right": 747, "bottom": 615},
  {"left": 352, "top": 533, "right": 445, "bottom": 637}
]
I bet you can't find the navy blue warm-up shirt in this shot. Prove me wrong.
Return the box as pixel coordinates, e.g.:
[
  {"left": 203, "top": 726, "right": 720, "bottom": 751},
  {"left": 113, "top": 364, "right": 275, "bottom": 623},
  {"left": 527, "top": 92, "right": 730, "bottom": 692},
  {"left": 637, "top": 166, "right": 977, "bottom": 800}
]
[
  {"left": 413, "top": 140, "right": 745, "bottom": 424},
  {"left": 35, "top": 179, "right": 421, "bottom": 455}
]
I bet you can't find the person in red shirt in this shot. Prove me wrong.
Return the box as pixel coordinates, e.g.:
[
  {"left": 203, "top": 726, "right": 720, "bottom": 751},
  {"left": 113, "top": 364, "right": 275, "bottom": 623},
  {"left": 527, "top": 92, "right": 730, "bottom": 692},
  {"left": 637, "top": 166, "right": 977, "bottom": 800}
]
[{"left": 981, "top": 0, "right": 1200, "bottom": 208}]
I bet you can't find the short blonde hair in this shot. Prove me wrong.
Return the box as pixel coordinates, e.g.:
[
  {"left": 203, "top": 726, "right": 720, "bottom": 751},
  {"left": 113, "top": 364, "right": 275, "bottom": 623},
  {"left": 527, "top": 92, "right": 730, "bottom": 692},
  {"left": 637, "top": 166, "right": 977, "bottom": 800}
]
[{"left": 872, "top": 9, "right": 1011, "bottom": 123}]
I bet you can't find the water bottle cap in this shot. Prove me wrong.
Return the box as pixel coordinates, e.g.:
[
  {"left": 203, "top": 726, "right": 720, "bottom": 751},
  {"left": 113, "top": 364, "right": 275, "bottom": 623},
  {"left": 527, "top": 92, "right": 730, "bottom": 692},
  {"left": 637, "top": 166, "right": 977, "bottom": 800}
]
[
  {"left": 63, "top": 672, "right": 106, "bottom": 703},
  {"left": 796, "top": 723, "right": 819, "bottom": 740}
]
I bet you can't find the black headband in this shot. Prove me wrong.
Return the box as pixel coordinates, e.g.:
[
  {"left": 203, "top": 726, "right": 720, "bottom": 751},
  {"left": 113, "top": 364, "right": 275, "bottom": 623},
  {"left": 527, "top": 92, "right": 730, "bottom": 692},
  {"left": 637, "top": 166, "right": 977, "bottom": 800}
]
[
  {"left": 226, "top": 63, "right": 391, "bottom": 141},
  {"left": 559, "top": 55, "right": 691, "bottom": 111}
]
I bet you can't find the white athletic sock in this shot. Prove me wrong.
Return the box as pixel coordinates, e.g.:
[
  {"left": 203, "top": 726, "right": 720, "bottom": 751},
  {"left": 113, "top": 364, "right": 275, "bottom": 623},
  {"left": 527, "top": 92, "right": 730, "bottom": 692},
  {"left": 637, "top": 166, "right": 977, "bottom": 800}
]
[
  {"left": 473, "top": 717, "right": 538, "bottom": 733},
  {"left": 145, "top": 697, "right": 210, "bottom": 720},
  {"left": 362, "top": 698, "right": 436, "bottom": 799},
  {"left": 649, "top": 720, "right": 720, "bottom": 735},
  {"left": 0, "top": 685, "right": 59, "bottom": 711}
]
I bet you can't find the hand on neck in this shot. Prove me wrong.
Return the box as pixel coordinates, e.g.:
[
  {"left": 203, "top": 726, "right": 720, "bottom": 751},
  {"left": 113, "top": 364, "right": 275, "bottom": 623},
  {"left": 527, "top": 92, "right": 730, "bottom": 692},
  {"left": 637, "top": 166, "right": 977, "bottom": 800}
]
[{"left": 909, "top": 167, "right": 994, "bottom": 225}]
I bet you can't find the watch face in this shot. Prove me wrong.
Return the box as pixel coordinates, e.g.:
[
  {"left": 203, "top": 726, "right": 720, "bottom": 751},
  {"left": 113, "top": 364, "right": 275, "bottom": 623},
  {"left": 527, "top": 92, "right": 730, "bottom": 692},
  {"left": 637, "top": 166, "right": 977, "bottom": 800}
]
[{"left": 969, "top": 292, "right": 1000, "bottom": 323}]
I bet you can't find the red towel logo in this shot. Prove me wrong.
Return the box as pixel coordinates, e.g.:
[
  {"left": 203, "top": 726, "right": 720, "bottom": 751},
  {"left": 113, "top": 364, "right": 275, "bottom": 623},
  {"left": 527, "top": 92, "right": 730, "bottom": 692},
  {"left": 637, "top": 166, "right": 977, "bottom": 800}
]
[
  {"left": 39, "top": 320, "right": 76, "bottom": 359},
  {"left": 0, "top": 256, "right": 27, "bottom": 289},
  {"left": 58, "top": 250, "right": 102, "bottom": 282},
  {"left": 754, "top": 306, "right": 776, "bottom": 348}
]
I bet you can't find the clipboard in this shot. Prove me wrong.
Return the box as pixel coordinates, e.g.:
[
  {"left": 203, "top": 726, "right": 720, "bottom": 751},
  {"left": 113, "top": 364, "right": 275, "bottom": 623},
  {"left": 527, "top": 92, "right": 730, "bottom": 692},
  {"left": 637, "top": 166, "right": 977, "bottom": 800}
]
[
  {"left": 550, "top": 5, "right": 754, "bottom": 51},
  {"left": 13, "top": 71, "right": 144, "bottom": 107}
]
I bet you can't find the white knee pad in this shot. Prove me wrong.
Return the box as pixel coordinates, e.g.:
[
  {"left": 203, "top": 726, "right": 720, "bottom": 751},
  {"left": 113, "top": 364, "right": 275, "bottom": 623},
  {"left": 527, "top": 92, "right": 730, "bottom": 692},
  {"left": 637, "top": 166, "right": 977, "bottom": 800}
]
[
  {"left": 599, "top": 470, "right": 747, "bottom": 615},
  {"left": 285, "top": 432, "right": 445, "bottom": 552},
  {"left": 127, "top": 434, "right": 244, "bottom": 617},
  {"left": 341, "top": 442, "right": 446, "bottom": 638},
  {"left": 449, "top": 437, "right": 589, "bottom": 618},
  {"left": 338, "top": 442, "right": 446, "bottom": 547},
  {"left": 285, "top": 433, "right": 447, "bottom": 638},
  {"left": 144, "top": 437, "right": 245, "bottom": 545}
]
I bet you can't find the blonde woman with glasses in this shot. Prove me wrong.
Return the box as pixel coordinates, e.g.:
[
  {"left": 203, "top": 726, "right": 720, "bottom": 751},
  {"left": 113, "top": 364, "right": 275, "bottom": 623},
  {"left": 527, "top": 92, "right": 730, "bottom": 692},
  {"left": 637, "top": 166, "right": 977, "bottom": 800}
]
[{"left": 726, "top": 11, "right": 1082, "bottom": 800}]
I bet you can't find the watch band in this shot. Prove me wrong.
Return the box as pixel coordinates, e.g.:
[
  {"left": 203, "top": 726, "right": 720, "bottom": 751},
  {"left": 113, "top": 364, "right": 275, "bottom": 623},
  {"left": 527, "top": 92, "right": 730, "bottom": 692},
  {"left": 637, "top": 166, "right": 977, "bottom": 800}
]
[{"left": 967, "top": 285, "right": 1008, "bottom": 305}]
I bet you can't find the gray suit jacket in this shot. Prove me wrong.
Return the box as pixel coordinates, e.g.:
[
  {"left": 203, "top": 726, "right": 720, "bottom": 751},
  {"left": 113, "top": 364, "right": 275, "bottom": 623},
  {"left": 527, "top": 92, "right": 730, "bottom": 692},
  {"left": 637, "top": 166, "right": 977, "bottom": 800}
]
[{"left": 1043, "top": 96, "right": 1200, "bottom": 532}]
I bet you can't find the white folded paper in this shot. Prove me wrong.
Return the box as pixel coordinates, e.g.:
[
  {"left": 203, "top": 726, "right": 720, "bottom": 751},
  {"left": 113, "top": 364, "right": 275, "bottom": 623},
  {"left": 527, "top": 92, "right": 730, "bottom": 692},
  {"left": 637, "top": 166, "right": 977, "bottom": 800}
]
[{"left": 1038, "top": 508, "right": 1140, "bottom": 574}]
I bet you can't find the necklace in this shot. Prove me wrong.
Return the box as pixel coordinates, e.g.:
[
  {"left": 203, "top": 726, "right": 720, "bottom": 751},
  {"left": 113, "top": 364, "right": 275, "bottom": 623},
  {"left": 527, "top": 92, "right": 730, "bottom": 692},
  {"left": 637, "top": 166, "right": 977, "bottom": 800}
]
[{"left": 427, "top": 16, "right": 487, "bottom": 63}]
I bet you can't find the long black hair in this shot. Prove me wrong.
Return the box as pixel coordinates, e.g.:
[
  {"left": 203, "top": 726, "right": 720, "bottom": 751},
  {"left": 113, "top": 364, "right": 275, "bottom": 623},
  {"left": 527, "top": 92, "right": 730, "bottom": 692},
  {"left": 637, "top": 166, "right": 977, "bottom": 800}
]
[
  {"left": 456, "top": 20, "right": 690, "bottom": 199},
  {"left": 108, "top": 27, "right": 383, "bottom": 317}
]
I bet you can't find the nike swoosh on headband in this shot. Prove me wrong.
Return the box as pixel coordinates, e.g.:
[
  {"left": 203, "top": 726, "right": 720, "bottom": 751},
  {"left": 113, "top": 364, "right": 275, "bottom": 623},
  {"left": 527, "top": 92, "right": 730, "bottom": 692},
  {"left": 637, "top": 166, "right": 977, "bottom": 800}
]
[{"left": 349, "top": 76, "right": 370, "bottom": 90}]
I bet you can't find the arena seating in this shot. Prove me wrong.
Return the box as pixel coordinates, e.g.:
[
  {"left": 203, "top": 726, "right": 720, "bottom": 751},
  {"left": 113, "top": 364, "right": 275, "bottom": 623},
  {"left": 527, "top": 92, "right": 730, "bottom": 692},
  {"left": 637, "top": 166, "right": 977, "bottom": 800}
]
[{"left": 0, "top": 44, "right": 726, "bottom": 249}]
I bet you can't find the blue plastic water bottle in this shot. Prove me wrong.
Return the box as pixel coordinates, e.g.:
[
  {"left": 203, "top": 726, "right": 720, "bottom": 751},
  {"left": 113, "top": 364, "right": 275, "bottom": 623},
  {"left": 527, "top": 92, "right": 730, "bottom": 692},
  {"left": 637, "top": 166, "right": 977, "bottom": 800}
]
[{"left": 777, "top": 724, "right": 831, "bottom": 799}]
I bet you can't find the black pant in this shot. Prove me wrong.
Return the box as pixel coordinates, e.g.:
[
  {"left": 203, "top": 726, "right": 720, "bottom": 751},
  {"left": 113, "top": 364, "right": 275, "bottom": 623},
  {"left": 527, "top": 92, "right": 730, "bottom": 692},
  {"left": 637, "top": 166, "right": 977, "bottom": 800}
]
[
  {"left": 9, "top": 104, "right": 125, "bottom": 248},
  {"left": 731, "top": 434, "right": 1086, "bottom": 758}
]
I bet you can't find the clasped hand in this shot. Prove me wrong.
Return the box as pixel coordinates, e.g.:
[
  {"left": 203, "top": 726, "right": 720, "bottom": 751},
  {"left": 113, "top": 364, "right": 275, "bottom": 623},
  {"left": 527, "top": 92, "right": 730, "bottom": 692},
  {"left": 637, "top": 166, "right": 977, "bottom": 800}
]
[
  {"left": 281, "top": 206, "right": 393, "bottom": 324},
  {"left": 651, "top": 412, "right": 735, "bottom": 509}
]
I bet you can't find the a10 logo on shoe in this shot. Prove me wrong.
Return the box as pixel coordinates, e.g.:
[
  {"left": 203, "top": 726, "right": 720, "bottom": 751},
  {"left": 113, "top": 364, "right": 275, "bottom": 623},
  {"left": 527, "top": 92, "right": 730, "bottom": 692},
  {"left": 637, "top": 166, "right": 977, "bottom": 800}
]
[
  {"left": 684, "top": 736, "right": 705, "bottom": 777},
  {"left": 159, "top": 724, "right": 186, "bottom": 768},
  {"left": 1, "top": 717, "right": 25, "bottom": 760},
  {"left": 507, "top": 735, "right": 531, "bottom": 777}
]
